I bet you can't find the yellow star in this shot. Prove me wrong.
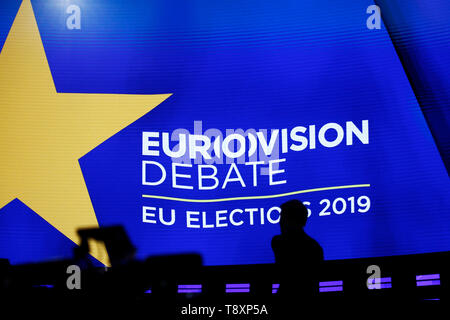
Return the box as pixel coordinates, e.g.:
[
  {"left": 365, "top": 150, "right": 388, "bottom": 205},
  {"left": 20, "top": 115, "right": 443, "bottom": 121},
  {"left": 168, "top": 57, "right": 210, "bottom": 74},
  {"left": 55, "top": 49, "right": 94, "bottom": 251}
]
[{"left": 0, "top": 0, "right": 171, "bottom": 265}]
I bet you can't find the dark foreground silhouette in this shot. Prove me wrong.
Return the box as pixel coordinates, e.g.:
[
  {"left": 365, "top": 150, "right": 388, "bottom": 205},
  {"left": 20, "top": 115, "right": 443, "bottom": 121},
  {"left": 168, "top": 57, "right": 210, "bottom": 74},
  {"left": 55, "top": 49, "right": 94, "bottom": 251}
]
[
  {"left": 272, "top": 200, "right": 324, "bottom": 312},
  {"left": 1, "top": 223, "right": 447, "bottom": 316}
]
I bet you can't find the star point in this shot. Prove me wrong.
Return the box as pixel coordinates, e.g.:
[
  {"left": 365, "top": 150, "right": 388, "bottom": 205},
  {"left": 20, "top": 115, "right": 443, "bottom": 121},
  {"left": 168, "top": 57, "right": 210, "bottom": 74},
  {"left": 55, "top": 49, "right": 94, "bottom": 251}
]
[{"left": 0, "top": 0, "right": 171, "bottom": 265}]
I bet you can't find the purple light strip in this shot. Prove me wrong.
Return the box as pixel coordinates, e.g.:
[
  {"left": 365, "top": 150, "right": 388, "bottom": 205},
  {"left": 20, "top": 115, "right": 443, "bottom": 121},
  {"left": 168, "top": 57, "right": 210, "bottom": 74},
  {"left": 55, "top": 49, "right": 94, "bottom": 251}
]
[
  {"left": 178, "top": 284, "right": 202, "bottom": 289},
  {"left": 319, "top": 280, "right": 343, "bottom": 287},
  {"left": 32, "top": 284, "right": 54, "bottom": 288},
  {"left": 272, "top": 284, "right": 279, "bottom": 294},
  {"left": 416, "top": 274, "right": 440, "bottom": 281},
  {"left": 226, "top": 288, "right": 250, "bottom": 293},
  {"left": 368, "top": 283, "right": 392, "bottom": 290},
  {"left": 144, "top": 289, "right": 152, "bottom": 294},
  {"left": 178, "top": 289, "right": 202, "bottom": 293},
  {"left": 417, "top": 280, "right": 440, "bottom": 287},
  {"left": 319, "top": 286, "right": 343, "bottom": 293},
  {"left": 226, "top": 283, "right": 250, "bottom": 289},
  {"left": 368, "top": 277, "right": 392, "bottom": 285}
]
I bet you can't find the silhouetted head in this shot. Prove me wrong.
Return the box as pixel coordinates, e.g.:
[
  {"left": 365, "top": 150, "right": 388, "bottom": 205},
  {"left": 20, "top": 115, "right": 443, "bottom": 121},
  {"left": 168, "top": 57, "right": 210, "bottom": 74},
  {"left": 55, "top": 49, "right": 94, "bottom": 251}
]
[{"left": 279, "top": 200, "right": 308, "bottom": 234}]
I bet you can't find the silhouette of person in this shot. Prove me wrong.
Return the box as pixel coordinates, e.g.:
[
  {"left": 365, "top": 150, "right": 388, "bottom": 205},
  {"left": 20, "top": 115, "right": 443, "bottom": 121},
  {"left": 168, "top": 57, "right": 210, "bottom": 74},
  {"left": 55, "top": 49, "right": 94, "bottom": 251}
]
[{"left": 272, "top": 199, "right": 324, "bottom": 307}]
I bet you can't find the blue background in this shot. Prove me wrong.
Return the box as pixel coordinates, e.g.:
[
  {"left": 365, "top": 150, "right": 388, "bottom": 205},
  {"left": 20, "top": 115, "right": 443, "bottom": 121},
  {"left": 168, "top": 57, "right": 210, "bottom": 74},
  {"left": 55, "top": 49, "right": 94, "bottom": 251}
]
[{"left": 0, "top": 0, "right": 449, "bottom": 265}]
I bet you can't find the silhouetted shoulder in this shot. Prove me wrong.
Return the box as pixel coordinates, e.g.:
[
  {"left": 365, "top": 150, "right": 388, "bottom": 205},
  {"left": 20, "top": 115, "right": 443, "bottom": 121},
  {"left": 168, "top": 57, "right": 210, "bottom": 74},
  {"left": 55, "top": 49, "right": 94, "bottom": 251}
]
[
  {"left": 271, "top": 235, "right": 283, "bottom": 250},
  {"left": 271, "top": 235, "right": 285, "bottom": 264},
  {"left": 305, "top": 234, "right": 324, "bottom": 260}
]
